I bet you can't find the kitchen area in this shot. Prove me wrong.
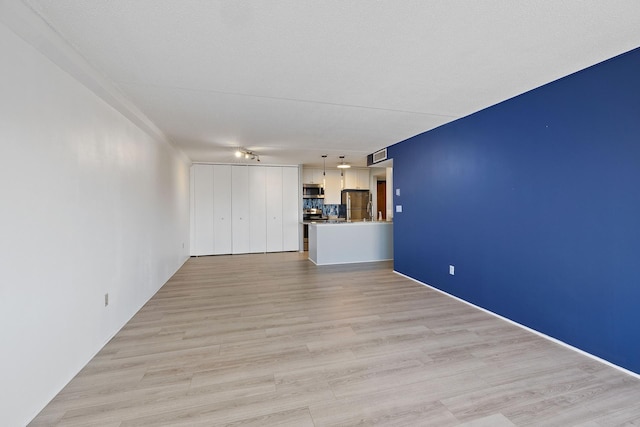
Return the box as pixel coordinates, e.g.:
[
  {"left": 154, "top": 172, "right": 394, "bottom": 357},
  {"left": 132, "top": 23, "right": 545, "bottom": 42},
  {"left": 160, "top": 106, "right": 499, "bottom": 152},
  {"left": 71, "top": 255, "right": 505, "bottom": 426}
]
[{"left": 302, "top": 161, "right": 394, "bottom": 265}]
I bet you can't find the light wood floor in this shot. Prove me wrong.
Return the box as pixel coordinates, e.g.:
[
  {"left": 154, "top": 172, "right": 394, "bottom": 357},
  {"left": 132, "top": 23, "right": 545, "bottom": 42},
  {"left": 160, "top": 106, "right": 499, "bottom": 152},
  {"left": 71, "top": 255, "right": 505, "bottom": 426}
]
[{"left": 31, "top": 252, "right": 640, "bottom": 426}]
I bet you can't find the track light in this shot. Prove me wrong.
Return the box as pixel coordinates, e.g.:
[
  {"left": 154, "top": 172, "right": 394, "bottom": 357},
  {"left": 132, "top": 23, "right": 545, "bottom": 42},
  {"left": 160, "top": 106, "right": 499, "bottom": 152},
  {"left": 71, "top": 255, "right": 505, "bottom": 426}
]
[{"left": 234, "top": 148, "right": 260, "bottom": 162}]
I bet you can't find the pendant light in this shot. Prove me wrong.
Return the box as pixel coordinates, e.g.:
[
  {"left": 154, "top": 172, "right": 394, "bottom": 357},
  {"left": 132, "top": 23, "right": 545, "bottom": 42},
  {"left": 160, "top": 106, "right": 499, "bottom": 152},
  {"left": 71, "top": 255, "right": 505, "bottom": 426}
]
[
  {"left": 337, "top": 155, "right": 351, "bottom": 169},
  {"left": 337, "top": 155, "right": 349, "bottom": 189},
  {"left": 322, "top": 155, "right": 327, "bottom": 189}
]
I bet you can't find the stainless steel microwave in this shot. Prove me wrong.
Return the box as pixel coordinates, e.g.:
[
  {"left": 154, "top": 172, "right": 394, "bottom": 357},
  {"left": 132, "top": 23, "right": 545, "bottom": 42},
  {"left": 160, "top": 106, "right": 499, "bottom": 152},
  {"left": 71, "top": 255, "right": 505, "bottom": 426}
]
[{"left": 303, "top": 183, "right": 324, "bottom": 199}]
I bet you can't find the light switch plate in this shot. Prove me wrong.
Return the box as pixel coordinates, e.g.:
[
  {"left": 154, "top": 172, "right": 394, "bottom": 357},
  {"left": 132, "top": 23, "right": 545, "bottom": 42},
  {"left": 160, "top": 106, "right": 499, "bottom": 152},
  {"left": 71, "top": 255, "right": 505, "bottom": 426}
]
[
  {"left": 396, "top": 205, "right": 402, "bottom": 213},
  {"left": 449, "top": 265, "right": 455, "bottom": 275},
  {"left": 396, "top": 189, "right": 401, "bottom": 196}
]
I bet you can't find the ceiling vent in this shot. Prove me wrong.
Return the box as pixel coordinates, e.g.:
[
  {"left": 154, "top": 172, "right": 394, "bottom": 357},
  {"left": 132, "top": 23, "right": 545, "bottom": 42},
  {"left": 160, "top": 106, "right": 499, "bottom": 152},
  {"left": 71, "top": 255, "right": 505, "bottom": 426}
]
[{"left": 372, "top": 148, "right": 387, "bottom": 163}]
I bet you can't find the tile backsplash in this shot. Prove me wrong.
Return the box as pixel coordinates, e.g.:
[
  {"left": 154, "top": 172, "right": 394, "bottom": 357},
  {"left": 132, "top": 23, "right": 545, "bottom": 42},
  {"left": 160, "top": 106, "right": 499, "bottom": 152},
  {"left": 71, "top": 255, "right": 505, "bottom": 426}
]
[
  {"left": 323, "top": 204, "right": 345, "bottom": 217},
  {"left": 302, "top": 199, "right": 347, "bottom": 218},
  {"left": 302, "top": 199, "right": 345, "bottom": 217},
  {"left": 303, "top": 198, "right": 324, "bottom": 209}
]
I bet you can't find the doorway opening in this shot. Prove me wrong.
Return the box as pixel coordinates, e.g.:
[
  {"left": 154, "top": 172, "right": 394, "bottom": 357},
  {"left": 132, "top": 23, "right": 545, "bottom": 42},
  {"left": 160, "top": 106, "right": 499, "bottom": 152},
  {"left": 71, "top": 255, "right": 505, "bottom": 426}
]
[{"left": 376, "top": 180, "right": 386, "bottom": 220}]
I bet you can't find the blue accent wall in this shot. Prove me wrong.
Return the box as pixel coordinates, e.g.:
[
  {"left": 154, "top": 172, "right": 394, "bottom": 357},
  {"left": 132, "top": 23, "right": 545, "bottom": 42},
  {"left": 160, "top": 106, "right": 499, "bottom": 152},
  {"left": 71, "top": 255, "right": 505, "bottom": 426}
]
[{"left": 387, "top": 47, "right": 640, "bottom": 374}]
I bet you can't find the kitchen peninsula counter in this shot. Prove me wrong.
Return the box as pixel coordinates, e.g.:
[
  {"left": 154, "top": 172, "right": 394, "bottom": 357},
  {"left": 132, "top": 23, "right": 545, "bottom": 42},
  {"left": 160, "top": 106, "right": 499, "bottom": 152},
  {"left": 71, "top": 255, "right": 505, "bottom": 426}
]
[{"left": 308, "top": 221, "right": 393, "bottom": 265}]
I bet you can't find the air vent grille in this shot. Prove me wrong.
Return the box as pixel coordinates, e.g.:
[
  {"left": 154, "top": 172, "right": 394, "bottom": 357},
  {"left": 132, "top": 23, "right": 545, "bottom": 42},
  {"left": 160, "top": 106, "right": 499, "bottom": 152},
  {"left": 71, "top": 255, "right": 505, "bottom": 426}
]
[{"left": 372, "top": 148, "right": 387, "bottom": 163}]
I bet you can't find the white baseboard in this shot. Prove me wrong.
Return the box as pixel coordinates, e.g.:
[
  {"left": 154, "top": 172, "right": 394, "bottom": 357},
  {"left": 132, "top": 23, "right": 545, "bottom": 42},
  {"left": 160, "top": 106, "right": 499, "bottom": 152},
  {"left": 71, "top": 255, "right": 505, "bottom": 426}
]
[{"left": 393, "top": 270, "right": 640, "bottom": 380}]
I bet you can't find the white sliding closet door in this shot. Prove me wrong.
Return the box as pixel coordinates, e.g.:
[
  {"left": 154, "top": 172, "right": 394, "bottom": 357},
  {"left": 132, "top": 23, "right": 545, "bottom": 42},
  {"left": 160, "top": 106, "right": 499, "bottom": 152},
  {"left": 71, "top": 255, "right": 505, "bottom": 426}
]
[
  {"left": 192, "top": 164, "right": 214, "bottom": 255},
  {"left": 191, "top": 164, "right": 299, "bottom": 255},
  {"left": 249, "top": 166, "right": 267, "bottom": 253},
  {"left": 265, "top": 167, "right": 283, "bottom": 252},
  {"left": 213, "top": 165, "right": 232, "bottom": 255},
  {"left": 232, "top": 166, "right": 250, "bottom": 254},
  {"left": 282, "top": 167, "right": 299, "bottom": 251}
]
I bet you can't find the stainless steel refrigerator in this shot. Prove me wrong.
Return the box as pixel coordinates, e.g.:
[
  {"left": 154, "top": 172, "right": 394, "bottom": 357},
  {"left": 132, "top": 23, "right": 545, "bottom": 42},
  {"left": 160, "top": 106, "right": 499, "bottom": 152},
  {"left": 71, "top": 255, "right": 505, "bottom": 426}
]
[{"left": 341, "top": 190, "right": 371, "bottom": 221}]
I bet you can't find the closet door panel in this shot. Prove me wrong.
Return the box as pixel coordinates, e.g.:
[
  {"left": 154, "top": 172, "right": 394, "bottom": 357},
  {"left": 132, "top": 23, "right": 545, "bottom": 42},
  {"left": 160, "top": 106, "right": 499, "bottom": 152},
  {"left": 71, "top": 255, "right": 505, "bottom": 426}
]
[
  {"left": 232, "top": 166, "right": 250, "bottom": 254},
  {"left": 282, "top": 167, "right": 299, "bottom": 251},
  {"left": 192, "top": 164, "right": 214, "bottom": 255},
  {"left": 265, "top": 167, "right": 283, "bottom": 252},
  {"left": 213, "top": 165, "right": 232, "bottom": 254},
  {"left": 249, "top": 167, "right": 267, "bottom": 253}
]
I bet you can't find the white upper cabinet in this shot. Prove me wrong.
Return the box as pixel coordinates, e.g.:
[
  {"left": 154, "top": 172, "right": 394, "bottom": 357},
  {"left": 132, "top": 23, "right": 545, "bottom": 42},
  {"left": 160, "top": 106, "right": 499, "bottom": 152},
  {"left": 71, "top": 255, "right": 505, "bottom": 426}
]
[
  {"left": 302, "top": 168, "right": 324, "bottom": 184},
  {"left": 324, "top": 169, "right": 342, "bottom": 204},
  {"left": 344, "top": 168, "right": 370, "bottom": 190},
  {"left": 359, "top": 168, "right": 371, "bottom": 189},
  {"left": 231, "top": 166, "right": 250, "bottom": 254},
  {"left": 302, "top": 168, "right": 314, "bottom": 184},
  {"left": 303, "top": 167, "right": 342, "bottom": 204}
]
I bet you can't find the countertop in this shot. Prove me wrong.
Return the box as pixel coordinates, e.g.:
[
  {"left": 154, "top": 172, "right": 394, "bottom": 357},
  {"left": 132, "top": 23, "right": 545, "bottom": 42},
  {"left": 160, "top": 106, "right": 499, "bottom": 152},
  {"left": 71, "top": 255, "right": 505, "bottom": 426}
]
[
  {"left": 301, "top": 218, "right": 343, "bottom": 224},
  {"left": 308, "top": 220, "right": 392, "bottom": 225}
]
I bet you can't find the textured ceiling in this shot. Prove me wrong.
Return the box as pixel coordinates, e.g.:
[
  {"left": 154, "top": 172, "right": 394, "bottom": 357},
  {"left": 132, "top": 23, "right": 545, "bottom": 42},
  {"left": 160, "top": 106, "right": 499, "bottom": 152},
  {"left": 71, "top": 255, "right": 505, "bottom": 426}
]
[{"left": 23, "top": 0, "right": 640, "bottom": 167}]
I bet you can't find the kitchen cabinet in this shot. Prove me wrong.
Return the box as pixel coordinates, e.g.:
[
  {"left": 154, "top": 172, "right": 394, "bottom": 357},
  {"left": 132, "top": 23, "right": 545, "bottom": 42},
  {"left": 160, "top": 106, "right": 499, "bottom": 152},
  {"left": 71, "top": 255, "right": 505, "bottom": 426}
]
[
  {"left": 190, "top": 164, "right": 299, "bottom": 256},
  {"left": 302, "top": 168, "right": 312, "bottom": 184},
  {"left": 303, "top": 168, "right": 341, "bottom": 204},
  {"left": 360, "top": 169, "right": 371, "bottom": 189},
  {"left": 324, "top": 169, "right": 341, "bottom": 204},
  {"left": 308, "top": 222, "right": 393, "bottom": 265},
  {"left": 302, "top": 168, "right": 323, "bottom": 184},
  {"left": 344, "top": 169, "right": 357, "bottom": 189},
  {"left": 213, "top": 165, "right": 232, "bottom": 254},
  {"left": 344, "top": 168, "right": 370, "bottom": 190},
  {"left": 231, "top": 166, "right": 250, "bottom": 254}
]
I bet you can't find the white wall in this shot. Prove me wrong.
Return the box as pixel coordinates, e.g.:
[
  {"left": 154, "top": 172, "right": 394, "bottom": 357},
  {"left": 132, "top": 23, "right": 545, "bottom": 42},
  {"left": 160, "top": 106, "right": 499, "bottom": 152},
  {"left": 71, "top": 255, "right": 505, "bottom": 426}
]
[{"left": 0, "top": 18, "right": 190, "bottom": 426}]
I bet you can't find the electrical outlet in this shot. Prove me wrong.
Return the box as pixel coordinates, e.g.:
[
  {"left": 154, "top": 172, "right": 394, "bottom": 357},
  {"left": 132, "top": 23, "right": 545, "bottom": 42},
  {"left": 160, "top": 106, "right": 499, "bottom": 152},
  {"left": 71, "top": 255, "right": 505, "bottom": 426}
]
[
  {"left": 449, "top": 265, "right": 455, "bottom": 275},
  {"left": 104, "top": 293, "right": 109, "bottom": 307},
  {"left": 396, "top": 188, "right": 401, "bottom": 196}
]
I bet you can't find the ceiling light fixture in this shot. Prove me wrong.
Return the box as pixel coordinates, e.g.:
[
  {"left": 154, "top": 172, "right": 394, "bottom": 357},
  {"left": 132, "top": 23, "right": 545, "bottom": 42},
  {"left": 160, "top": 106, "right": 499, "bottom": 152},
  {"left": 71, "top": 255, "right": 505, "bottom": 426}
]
[
  {"left": 322, "top": 154, "right": 327, "bottom": 188},
  {"left": 337, "top": 155, "right": 351, "bottom": 169},
  {"left": 235, "top": 148, "right": 260, "bottom": 162}
]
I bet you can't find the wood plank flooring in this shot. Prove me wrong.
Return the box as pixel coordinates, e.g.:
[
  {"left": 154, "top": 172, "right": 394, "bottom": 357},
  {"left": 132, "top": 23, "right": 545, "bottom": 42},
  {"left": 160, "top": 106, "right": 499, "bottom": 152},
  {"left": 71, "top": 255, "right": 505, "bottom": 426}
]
[{"left": 30, "top": 252, "right": 640, "bottom": 426}]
